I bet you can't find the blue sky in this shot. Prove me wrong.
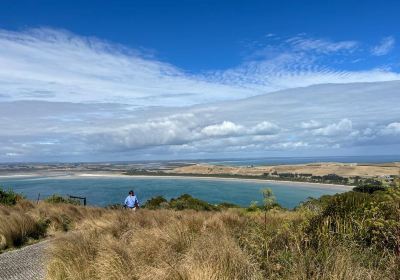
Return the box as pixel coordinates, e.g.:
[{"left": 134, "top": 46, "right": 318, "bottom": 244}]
[
  {"left": 0, "top": 0, "right": 399, "bottom": 162},
  {"left": 1, "top": 0, "right": 399, "bottom": 71}
]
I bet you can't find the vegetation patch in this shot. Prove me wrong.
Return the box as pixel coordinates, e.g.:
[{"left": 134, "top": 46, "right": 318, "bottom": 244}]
[
  {"left": 143, "top": 194, "right": 240, "bottom": 211},
  {"left": 1, "top": 179, "right": 399, "bottom": 279},
  {"left": 45, "top": 194, "right": 81, "bottom": 205},
  {"left": 0, "top": 187, "right": 23, "bottom": 205},
  {"left": 0, "top": 197, "right": 107, "bottom": 251}
]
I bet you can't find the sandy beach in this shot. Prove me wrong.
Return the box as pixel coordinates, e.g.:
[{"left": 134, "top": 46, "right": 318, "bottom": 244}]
[{"left": 3, "top": 161, "right": 398, "bottom": 192}]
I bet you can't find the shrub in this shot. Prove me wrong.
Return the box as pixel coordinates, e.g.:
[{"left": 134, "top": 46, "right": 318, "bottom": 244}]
[
  {"left": 307, "top": 187, "right": 400, "bottom": 252},
  {"left": 247, "top": 201, "right": 261, "bottom": 212},
  {"left": 45, "top": 194, "right": 81, "bottom": 205},
  {"left": 143, "top": 195, "right": 168, "bottom": 209},
  {"left": 353, "top": 184, "right": 386, "bottom": 194},
  {"left": 0, "top": 187, "right": 23, "bottom": 205},
  {"left": 169, "top": 194, "right": 219, "bottom": 211},
  {"left": 262, "top": 188, "right": 276, "bottom": 211},
  {"left": 143, "top": 195, "right": 238, "bottom": 211}
]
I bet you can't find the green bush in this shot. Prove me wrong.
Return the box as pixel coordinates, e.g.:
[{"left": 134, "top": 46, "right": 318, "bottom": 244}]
[
  {"left": 0, "top": 187, "right": 23, "bottom": 205},
  {"left": 45, "top": 194, "right": 81, "bottom": 205},
  {"left": 169, "top": 194, "right": 219, "bottom": 211},
  {"left": 307, "top": 187, "right": 400, "bottom": 251},
  {"left": 142, "top": 194, "right": 220, "bottom": 211},
  {"left": 142, "top": 196, "right": 168, "bottom": 209},
  {"left": 246, "top": 201, "right": 261, "bottom": 212},
  {"left": 353, "top": 184, "right": 386, "bottom": 194}
]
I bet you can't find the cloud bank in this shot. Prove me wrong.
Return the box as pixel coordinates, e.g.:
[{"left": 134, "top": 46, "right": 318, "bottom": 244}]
[{"left": 0, "top": 28, "right": 399, "bottom": 161}]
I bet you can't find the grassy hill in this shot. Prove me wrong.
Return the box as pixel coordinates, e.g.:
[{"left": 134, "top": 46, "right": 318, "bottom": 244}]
[{"left": 1, "top": 181, "right": 399, "bottom": 279}]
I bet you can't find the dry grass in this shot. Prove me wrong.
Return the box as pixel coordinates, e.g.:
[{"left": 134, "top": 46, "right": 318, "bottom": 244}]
[
  {"left": 0, "top": 204, "right": 42, "bottom": 249},
  {"left": 2, "top": 200, "right": 398, "bottom": 279},
  {"left": 171, "top": 163, "right": 400, "bottom": 178},
  {"left": 0, "top": 200, "right": 107, "bottom": 251},
  {"left": 46, "top": 207, "right": 398, "bottom": 280},
  {"left": 47, "top": 209, "right": 263, "bottom": 280}
]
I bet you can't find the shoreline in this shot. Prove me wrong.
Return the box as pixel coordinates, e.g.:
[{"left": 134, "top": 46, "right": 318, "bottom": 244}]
[{"left": 0, "top": 172, "right": 353, "bottom": 191}]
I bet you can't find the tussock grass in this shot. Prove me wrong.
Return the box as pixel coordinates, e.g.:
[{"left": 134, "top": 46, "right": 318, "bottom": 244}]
[
  {"left": 47, "top": 209, "right": 263, "bottom": 280},
  {"left": 2, "top": 185, "right": 399, "bottom": 279},
  {"left": 46, "top": 206, "right": 399, "bottom": 280},
  {"left": 0, "top": 200, "right": 107, "bottom": 251},
  {"left": 0, "top": 201, "right": 46, "bottom": 250}
]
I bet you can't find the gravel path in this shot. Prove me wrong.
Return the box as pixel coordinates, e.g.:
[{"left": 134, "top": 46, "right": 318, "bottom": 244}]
[{"left": 0, "top": 240, "right": 50, "bottom": 280}]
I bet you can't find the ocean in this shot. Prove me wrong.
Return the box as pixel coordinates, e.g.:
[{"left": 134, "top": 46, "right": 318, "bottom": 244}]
[{"left": 0, "top": 176, "right": 349, "bottom": 209}]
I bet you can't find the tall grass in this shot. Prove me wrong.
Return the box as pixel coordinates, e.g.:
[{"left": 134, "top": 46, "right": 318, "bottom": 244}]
[
  {"left": 2, "top": 184, "right": 399, "bottom": 279},
  {"left": 0, "top": 199, "right": 106, "bottom": 251},
  {"left": 46, "top": 206, "right": 399, "bottom": 280},
  {"left": 47, "top": 210, "right": 263, "bottom": 280}
]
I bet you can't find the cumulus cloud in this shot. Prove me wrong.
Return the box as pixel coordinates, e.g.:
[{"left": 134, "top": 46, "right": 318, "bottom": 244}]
[
  {"left": 312, "top": 119, "right": 354, "bottom": 136},
  {"left": 87, "top": 118, "right": 281, "bottom": 152},
  {"left": 381, "top": 122, "right": 400, "bottom": 135},
  {"left": 201, "top": 121, "right": 244, "bottom": 137},
  {"left": 200, "top": 121, "right": 280, "bottom": 138},
  {"left": 371, "top": 36, "right": 395, "bottom": 56},
  {"left": 2, "top": 80, "right": 400, "bottom": 161},
  {"left": 300, "top": 120, "right": 321, "bottom": 129},
  {"left": 249, "top": 121, "right": 280, "bottom": 134},
  {"left": 89, "top": 113, "right": 202, "bottom": 150}
]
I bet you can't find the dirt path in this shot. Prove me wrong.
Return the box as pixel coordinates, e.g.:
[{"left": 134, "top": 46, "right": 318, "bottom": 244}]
[{"left": 0, "top": 240, "right": 50, "bottom": 280}]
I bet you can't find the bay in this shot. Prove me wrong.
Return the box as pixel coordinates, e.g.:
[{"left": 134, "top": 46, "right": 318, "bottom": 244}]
[{"left": 0, "top": 176, "right": 350, "bottom": 209}]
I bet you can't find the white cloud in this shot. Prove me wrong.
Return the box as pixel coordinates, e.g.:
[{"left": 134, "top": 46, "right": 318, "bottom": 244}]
[
  {"left": 0, "top": 28, "right": 250, "bottom": 106},
  {"left": 201, "top": 121, "right": 244, "bottom": 137},
  {"left": 271, "top": 141, "right": 309, "bottom": 149},
  {"left": 300, "top": 120, "right": 321, "bottom": 129},
  {"left": 90, "top": 113, "right": 202, "bottom": 150},
  {"left": 249, "top": 121, "right": 280, "bottom": 134},
  {"left": 1, "top": 28, "right": 400, "bottom": 108},
  {"left": 200, "top": 121, "right": 280, "bottom": 138},
  {"left": 1, "top": 28, "right": 400, "bottom": 161},
  {"left": 312, "top": 119, "right": 354, "bottom": 136},
  {"left": 2, "top": 80, "right": 400, "bottom": 161},
  {"left": 371, "top": 36, "right": 395, "bottom": 56},
  {"left": 287, "top": 36, "right": 358, "bottom": 54},
  {"left": 381, "top": 122, "right": 400, "bottom": 135}
]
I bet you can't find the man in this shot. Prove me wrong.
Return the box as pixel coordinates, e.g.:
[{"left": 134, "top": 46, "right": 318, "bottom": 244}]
[{"left": 124, "top": 190, "right": 140, "bottom": 210}]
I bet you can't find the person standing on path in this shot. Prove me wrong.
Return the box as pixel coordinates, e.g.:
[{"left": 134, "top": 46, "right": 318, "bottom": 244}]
[{"left": 124, "top": 190, "right": 140, "bottom": 210}]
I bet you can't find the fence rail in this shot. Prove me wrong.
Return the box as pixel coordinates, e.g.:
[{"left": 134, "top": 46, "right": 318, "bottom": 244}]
[{"left": 69, "top": 195, "right": 87, "bottom": 206}]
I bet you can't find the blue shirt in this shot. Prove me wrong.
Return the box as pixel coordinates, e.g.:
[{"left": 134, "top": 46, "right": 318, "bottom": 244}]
[{"left": 124, "top": 195, "right": 139, "bottom": 208}]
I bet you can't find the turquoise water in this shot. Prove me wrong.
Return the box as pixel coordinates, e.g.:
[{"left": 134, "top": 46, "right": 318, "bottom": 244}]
[{"left": 0, "top": 176, "right": 348, "bottom": 209}]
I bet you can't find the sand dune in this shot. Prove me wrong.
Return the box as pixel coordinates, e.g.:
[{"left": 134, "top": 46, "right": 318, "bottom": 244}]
[{"left": 170, "top": 162, "right": 400, "bottom": 178}]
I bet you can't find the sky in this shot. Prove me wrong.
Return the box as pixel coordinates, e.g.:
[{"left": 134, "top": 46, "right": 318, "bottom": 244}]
[{"left": 0, "top": 0, "right": 399, "bottom": 162}]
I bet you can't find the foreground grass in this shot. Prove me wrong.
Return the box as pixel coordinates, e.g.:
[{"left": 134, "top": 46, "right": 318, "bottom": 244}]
[
  {"left": 1, "top": 183, "right": 400, "bottom": 280},
  {"left": 0, "top": 199, "right": 106, "bottom": 251},
  {"left": 46, "top": 208, "right": 398, "bottom": 280},
  {"left": 47, "top": 209, "right": 264, "bottom": 280}
]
